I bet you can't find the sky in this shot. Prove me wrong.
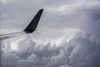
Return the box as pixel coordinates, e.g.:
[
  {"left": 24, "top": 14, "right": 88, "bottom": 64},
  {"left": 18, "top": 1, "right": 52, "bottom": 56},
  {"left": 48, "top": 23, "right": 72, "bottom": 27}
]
[{"left": 1, "top": 0, "right": 100, "bottom": 67}]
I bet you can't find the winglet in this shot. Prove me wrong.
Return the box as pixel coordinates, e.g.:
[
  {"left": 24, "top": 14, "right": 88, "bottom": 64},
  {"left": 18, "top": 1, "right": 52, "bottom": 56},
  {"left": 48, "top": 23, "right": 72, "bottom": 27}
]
[{"left": 24, "top": 9, "right": 44, "bottom": 33}]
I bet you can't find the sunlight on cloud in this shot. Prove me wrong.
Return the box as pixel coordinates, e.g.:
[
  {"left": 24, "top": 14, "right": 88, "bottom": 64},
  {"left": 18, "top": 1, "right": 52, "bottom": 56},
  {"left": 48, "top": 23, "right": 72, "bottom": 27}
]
[
  {"left": 10, "top": 42, "right": 18, "bottom": 51},
  {"left": 51, "top": 28, "right": 81, "bottom": 46}
]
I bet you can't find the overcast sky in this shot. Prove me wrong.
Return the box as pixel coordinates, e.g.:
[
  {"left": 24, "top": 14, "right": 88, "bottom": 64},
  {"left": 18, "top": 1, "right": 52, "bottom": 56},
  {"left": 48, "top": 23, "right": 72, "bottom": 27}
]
[{"left": 1, "top": 0, "right": 100, "bottom": 67}]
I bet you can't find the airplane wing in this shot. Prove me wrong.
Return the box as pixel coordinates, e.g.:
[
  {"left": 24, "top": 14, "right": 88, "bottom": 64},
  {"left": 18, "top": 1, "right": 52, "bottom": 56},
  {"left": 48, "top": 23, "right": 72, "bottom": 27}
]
[{"left": 0, "top": 9, "right": 44, "bottom": 41}]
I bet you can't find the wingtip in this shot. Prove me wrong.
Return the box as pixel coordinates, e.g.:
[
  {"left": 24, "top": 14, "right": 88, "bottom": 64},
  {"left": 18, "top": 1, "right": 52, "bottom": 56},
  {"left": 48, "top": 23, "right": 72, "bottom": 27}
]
[
  {"left": 24, "top": 9, "right": 44, "bottom": 34},
  {"left": 40, "top": 9, "right": 44, "bottom": 11}
]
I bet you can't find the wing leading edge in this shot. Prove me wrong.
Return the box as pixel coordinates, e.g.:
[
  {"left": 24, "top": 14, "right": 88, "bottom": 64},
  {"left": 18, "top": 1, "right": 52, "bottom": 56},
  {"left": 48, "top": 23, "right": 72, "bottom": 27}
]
[{"left": 0, "top": 9, "right": 44, "bottom": 40}]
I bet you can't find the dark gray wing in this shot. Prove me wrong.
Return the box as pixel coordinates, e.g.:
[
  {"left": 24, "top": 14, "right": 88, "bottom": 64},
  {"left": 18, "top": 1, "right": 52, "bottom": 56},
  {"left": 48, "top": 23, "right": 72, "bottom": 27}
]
[{"left": 24, "top": 9, "right": 44, "bottom": 33}]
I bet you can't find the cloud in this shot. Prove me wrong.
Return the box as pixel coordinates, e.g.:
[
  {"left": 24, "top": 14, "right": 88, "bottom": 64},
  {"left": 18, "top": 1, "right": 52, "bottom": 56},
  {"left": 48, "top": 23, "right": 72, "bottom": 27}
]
[{"left": 1, "top": 37, "right": 60, "bottom": 67}]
